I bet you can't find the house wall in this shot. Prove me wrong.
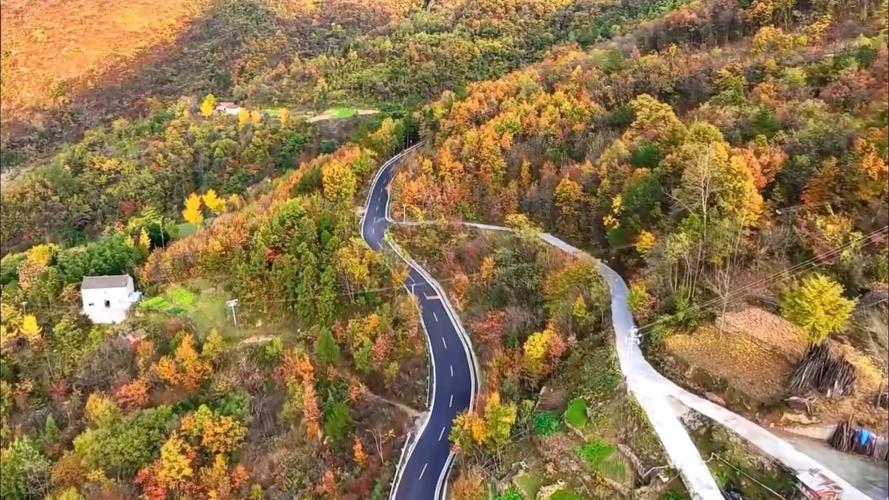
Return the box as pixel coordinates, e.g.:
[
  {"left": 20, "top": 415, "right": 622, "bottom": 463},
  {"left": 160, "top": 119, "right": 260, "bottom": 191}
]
[{"left": 81, "top": 277, "right": 136, "bottom": 324}]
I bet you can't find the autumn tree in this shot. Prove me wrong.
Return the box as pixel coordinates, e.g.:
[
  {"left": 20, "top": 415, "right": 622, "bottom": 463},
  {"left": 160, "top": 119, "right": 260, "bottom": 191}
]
[
  {"left": 200, "top": 94, "right": 217, "bottom": 117},
  {"left": 481, "top": 392, "right": 516, "bottom": 449},
  {"left": 182, "top": 193, "right": 204, "bottom": 225},
  {"left": 202, "top": 189, "right": 226, "bottom": 216},
  {"left": 155, "top": 333, "right": 212, "bottom": 391},
  {"left": 114, "top": 379, "right": 150, "bottom": 410},
  {"left": 554, "top": 177, "right": 585, "bottom": 240},
  {"left": 451, "top": 467, "right": 485, "bottom": 500},
  {"left": 780, "top": 274, "right": 856, "bottom": 344}
]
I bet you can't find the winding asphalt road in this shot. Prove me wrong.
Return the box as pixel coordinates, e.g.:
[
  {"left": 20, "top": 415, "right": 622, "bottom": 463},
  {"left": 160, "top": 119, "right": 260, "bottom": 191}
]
[{"left": 360, "top": 144, "right": 478, "bottom": 500}]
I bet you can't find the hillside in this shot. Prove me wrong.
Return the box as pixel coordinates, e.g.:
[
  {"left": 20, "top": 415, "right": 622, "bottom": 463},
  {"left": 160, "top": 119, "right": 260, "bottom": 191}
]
[
  {"left": 0, "top": 0, "right": 418, "bottom": 166},
  {"left": 0, "top": 0, "right": 887, "bottom": 498}
]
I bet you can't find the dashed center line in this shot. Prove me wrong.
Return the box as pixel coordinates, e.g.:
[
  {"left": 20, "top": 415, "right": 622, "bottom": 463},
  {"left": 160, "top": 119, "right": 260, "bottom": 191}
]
[
  {"left": 450, "top": 364, "right": 454, "bottom": 377},
  {"left": 449, "top": 394, "right": 454, "bottom": 408},
  {"left": 438, "top": 426, "right": 447, "bottom": 441},
  {"left": 418, "top": 462, "right": 428, "bottom": 480},
  {"left": 432, "top": 311, "right": 439, "bottom": 322},
  {"left": 441, "top": 337, "right": 447, "bottom": 349}
]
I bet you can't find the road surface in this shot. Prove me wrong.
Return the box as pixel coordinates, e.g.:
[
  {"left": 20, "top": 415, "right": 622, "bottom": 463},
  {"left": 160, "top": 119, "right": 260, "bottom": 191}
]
[{"left": 360, "top": 144, "right": 478, "bottom": 500}]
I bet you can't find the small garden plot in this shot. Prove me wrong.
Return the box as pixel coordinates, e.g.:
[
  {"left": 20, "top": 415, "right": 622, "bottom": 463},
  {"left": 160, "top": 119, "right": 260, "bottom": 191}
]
[
  {"left": 574, "top": 439, "right": 628, "bottom": 483},
  {"left": 532, "top": 411, "right": 563, "bottom": 436},
  {"left": 139, "top": 284, "right": 197, "bottom": 316},
  {"left": 564, "top": 398, "right": 588, "bottom": 428},
  {"left": 512, "top": 471, "right": 545, "bottom": 499},
  {"left": 548, "top": 489, "right": 582, "bottom": 500},
  {"left": 138, "top": 282, "right": 235, "bottom": 339},
  {"left": 691, "top": 422, "right": 797, "bottom": 499}
]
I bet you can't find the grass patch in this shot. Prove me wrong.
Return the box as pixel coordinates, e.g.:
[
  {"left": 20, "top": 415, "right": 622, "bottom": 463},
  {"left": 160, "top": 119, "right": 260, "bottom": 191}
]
[
  {"left": 575, "top": 439, "right": 628, "bottom": 483},
  {"left": 331, "top": 107, "right": 357, "bottom": 118},
  {"left": 564, "top": 398, "right": 588, "bottom": 428},
  {"left": 549, "top": 489, "right": 582, "bottom": 500},
  {"left": 579, "top": 347, "right": 620, "bottom": 399},
  {"left": 166, "top": 285, "right": 197, "bottom": 306},
  {"left": 174, "top": 222, "right": 199, "bottom": 238},
  {"left": 513, "top": 471, "right": 545, "bottom": 499}
]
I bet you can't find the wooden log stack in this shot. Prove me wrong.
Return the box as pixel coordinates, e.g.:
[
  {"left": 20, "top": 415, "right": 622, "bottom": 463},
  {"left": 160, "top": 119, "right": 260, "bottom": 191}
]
[{"left": 789, "top": 343, "right": 856, "bottom": 399}]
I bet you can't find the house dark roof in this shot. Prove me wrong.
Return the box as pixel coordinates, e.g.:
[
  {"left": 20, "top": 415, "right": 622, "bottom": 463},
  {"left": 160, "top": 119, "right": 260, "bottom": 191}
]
[{"left": 81, "top": 275, "right": 131, "bottom": 290}]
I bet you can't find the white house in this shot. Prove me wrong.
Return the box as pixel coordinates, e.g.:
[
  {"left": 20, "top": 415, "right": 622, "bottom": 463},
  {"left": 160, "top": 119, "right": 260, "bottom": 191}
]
[
  {"left": 215, "top": 101, "right": 242, "bottom": 116},
  {"left": 81, "top": 275, "right": 141, "bottom": 324}
]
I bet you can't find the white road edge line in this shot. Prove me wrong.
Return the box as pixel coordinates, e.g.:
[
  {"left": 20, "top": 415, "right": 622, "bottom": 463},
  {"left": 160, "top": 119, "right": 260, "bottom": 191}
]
[
  {"left": 364, "top": 144, "right": 481, "bottom": 500},
  {"left": 418, "top": 463, "right": 428, "bottom": 480}
]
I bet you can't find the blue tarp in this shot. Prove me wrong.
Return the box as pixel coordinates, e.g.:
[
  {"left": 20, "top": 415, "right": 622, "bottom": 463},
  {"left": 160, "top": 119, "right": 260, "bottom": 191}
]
[{"left": 855, "top": 428, "right": 874, "bottom": 447}]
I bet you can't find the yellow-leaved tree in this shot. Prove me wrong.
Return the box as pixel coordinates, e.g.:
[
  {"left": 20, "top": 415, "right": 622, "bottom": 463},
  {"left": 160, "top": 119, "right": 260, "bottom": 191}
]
[
  {"left": 138, "top": 227, "right": 151, "bottom": 249},
  {"left": 202, "top": 189, "right": 225, "bottom": 216},
  {"left": 237, "top": 108, "right": 250, "bottom": 126},
  {"left": 20, "top": 314, "right": 43, "bottom": 345},
  {"left": 182, "top": 193, "right": 204, "bottom": 225},
  {"left": 522, "top": 329, "right": 552, "bottom": 376},
  {"left": 157, "top": 434, "right": 194, "bottom": 485},
  {"left": 199, "top": 94, "right": 216, "bottom": 117}
]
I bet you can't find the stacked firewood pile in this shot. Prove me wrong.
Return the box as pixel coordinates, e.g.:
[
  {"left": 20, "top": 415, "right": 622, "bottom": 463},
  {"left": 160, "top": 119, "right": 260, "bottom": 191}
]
[
  {"left": 789, "top": 343, "right": 856, "bottom": 398},
  {"left": 828, "top": 419, "right": 889, "bottom": 462}
]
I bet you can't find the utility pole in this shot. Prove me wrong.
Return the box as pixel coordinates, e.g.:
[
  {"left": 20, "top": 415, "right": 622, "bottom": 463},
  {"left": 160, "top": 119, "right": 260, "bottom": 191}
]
[{"left": 226, "top": 299, "right": 239, "bottom": 328}]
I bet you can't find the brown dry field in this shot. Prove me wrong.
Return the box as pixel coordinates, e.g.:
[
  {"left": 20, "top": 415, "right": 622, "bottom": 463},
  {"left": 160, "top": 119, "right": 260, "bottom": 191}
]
[
  {"left": 1, "top": 0, "right": 198, "bottom": 133},
  {"left": 664, "top": 306, "right": 888, "bottom": 428}
]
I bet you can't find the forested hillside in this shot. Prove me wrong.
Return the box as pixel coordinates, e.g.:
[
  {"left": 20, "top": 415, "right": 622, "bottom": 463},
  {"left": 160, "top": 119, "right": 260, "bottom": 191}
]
[
  {"left": 0, "top": 0, "right": 418, "bottom": 163},
  {"left": 395, "top": 0, "right": 888, "bottom": 302},
  {"left": 1, "top": 0, "right": 887, "bottom": 497}
]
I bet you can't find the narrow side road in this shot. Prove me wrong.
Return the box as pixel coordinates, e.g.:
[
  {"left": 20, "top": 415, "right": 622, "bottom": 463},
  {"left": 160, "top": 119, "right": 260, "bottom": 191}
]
[{"left": 360, "top": 145, "right": 479, "bottom": 500}]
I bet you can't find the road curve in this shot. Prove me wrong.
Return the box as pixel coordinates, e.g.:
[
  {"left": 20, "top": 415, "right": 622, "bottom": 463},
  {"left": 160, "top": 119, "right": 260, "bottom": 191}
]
[
  {"left": 542, "top": 235, "right": 869, "bottom": 500},
  {"left": 360, "top": 144, "right": 479, "bottom": 500},
  {"left": 405, "top": 220, "right": 868, "bottom": 499}
]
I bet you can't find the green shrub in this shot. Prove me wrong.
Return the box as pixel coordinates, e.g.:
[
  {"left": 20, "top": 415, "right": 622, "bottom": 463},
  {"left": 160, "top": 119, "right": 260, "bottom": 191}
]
[
  {"left": 495, "top": 489, "right": 523, "bottom": 500},
  {"left": 532, "top": 411, "right": 563, "bottom": 435},
  {"left": 575, "top": 440, "right": 615, "bottom": 465},
  {"left": 73, "top": 405, "right": 174, "bottom": 476},
  {"left": 564, "top": 398, "right": 588, "bottom": 428}
]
